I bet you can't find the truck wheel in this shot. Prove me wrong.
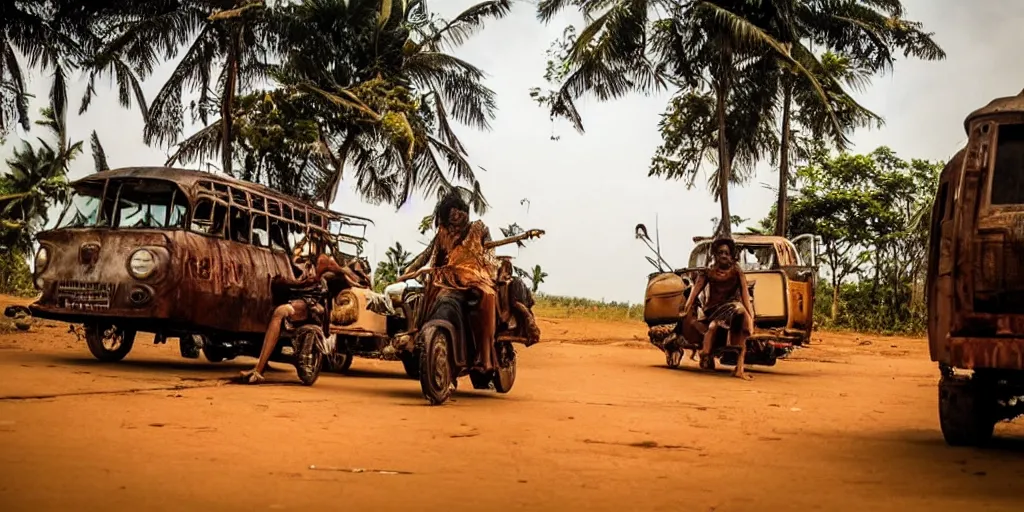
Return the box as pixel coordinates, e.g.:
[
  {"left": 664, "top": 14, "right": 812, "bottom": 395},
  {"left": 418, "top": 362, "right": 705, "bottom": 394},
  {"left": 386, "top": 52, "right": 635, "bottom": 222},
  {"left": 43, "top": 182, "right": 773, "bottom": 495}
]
[
  {"left": 178, "top": 334, "right": 202, "bottom": 359},
  {"left": 202, "top": 344, "right": 225, "bottom": 363},
  {"left": 939, "top": 376, "right": 996, "bottom": 447},
  {"left": 419, "top": 328, "right": 452, "bottom": 405},
  {"left": 84, "top": 323, "right": 136, "bottom": 362},
  {"left": 665, "top": 350, "right": 683, "bottom": 368},
  {"left": 324, "top": 351, "right": 353, "bottom": 373},
  {"left": 294, "top": 325, "right": 324, "bottom": 386}
]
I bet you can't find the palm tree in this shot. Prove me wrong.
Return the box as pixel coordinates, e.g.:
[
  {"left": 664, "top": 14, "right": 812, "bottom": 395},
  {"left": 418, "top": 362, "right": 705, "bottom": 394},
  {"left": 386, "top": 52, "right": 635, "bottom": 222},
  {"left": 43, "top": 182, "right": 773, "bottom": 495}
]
[
  {"left": 769, "top": 0, "right": 945, "bottom": 236},
  {"left": 1, "top": 1, "right": 148, "bottom": 137},
  {"left": 157, "top": 0, "right": 506, "bottom": 214},
  {"left": 373, "top": 240, "right": 413, "bottom": 291},
  {"left": 0, "top": 0, "right": 45, "bottom": 136},
  {"left": 537, "top": 0, "right": 838, "bottom": 237},
  {"left": 0, "top": 107, "right": 79, "bottom": 254},
  {"left": 524, "top": 264, "right": 549, "bottom": 293},
  {"left": 90, "top": 0, "right": 273, "bottom": 177},
  {"left": 1, "top": 0, "right": 81, "bottom": 136}
]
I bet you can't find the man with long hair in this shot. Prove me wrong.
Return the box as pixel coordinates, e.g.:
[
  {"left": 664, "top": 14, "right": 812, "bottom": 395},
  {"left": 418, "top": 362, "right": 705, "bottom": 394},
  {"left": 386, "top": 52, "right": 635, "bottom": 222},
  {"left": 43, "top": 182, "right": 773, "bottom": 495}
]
[
  {"left": 681, "top": 237, "right": 756, "bottom": 380},
  {"left": 398, "top": 191, "right": 501, "bottom": 371}
]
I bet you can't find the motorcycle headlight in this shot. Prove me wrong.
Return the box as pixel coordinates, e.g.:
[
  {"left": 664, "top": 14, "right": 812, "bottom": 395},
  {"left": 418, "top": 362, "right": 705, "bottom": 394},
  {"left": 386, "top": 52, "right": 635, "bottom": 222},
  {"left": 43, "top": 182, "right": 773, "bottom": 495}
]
[
  {"left": 34, "top": 247, "right": 49, "bottom": 275},
  {"left": 128, "top": 249, "right": 157, "bottom": 279}
]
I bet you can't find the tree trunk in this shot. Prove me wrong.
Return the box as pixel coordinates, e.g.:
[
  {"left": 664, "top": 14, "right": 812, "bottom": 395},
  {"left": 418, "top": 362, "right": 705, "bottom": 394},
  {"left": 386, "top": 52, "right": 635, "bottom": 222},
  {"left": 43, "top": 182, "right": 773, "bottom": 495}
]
[
  {"left": 220, "top": 34, "right": 240, "bottom": 177},
  {"left": 714, "top": 49, "right": 733, "bottom": 238},
  {"left": 831, "top": 277, "right": 840, "bottom": 321},
  {"left": 774, "top": 79, "right": 793, "bottom": 237},
  {"left": 320, "top": 131, "right": 357, "bottom": 206}
]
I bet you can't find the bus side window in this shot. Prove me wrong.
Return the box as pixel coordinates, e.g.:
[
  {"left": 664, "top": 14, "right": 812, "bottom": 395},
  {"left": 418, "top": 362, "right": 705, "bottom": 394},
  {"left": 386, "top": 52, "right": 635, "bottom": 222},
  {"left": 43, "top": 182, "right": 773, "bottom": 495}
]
[
  {"left": 269, "top": 220, "right": 287, "bottom": 252},
  {"left": 229, "top": 206, "right": 251, "bottom": 244},
  {"left": 252, "top": 215, "right": 269, "bottom": 248},
  {"left": 286, "top": 223, "right": 308, "bottom": 255},
  {"left": 191, "top": 199, "right": 228, "bottom": 238},
  {"left": 992, "top": 124, "right": 1024, "bottom": 205}
]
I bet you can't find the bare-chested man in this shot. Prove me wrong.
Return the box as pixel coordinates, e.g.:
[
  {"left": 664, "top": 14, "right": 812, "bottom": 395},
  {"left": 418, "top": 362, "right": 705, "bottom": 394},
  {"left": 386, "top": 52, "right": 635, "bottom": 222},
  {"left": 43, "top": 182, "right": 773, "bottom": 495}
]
[
  {"left": 238, "top": 245, "right": 370, "bottom": 384},
  {"left": 682, "top": 237, "right": 756, "bottom": 380}
]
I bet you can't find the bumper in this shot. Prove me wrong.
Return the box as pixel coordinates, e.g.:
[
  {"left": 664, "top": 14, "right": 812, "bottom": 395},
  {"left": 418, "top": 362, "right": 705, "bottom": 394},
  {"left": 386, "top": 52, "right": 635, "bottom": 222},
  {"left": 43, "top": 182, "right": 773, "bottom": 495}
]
[
  {"left": 29, "top": 303, "right": 165, "bottom": 323},
  {"left": 948, "top": 336, "right": 1024, "bottom": 370}
]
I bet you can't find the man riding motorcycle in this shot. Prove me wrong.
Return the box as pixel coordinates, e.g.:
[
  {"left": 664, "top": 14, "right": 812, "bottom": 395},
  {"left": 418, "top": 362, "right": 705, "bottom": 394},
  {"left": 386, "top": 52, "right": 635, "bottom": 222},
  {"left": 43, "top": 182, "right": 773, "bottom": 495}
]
[{"left": 398, "top": 192, "right": 501, "bottom": 371}]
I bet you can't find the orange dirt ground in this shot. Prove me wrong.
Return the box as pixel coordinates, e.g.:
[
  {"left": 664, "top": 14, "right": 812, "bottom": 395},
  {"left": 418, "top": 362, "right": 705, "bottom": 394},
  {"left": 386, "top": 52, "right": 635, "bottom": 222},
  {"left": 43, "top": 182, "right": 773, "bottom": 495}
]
[{"left": 0, "top": 294, "right": 1022, "bottom": 511}]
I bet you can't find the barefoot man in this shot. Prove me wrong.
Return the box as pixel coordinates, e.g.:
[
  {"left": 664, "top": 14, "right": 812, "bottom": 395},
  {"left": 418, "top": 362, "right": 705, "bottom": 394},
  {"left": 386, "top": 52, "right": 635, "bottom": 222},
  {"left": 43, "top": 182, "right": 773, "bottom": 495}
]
[{"left": 682, "top": 237, "right": 756, "bottom": 380}]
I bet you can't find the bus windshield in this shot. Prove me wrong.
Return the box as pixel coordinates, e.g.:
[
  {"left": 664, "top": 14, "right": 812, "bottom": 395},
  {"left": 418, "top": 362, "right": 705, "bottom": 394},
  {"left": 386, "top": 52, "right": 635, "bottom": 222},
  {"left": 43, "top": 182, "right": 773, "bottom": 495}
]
[{"left": 57, "top": 178, "right": 189, "bottom": 229}]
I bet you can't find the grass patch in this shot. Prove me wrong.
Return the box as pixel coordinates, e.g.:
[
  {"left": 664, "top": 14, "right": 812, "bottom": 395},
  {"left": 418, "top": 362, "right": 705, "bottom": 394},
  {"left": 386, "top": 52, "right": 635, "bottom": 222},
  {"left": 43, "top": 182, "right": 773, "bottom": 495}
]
[{"left": 534, "top": 294, "right": 644, "bottom": 323}]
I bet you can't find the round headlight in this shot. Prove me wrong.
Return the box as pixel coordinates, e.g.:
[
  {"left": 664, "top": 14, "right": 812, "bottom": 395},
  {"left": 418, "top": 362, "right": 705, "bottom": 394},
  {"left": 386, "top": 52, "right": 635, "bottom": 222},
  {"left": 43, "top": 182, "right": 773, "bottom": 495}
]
[
  {"left": 128, "top": 249, "right": 157, "bottom": 279},
  {"left": 34, "top": 247, "right": 49, "bottom": 275}
]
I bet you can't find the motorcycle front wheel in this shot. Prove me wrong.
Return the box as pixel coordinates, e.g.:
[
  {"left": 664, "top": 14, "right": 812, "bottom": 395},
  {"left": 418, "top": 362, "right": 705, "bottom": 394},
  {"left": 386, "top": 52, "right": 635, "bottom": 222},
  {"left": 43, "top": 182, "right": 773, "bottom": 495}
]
[
  {"left": 419, "top": 328, "right": 453, "bottom": 405},
  {"left": 493, "top": 342, "right": 517, "bottom": 394},
  {"left": 294, "top": 325, "right": 324, "bottom": 386}
]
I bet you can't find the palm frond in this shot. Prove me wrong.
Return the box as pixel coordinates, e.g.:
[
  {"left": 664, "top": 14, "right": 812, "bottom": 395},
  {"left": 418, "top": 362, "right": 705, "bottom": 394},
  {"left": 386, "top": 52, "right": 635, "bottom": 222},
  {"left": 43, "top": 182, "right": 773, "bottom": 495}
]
[
  {"left": 90, "top": 130, "right": 108, "bottom": 173},
  {"left": 427, "top": 0, "right": 513, "bottom": 50}
]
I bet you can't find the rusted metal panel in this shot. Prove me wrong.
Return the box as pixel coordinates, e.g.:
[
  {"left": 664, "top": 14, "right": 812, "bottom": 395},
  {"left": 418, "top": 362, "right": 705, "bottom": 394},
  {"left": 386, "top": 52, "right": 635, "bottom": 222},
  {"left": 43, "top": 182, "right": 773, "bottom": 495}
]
[
  {"left": 930, "top": 90, "right": 1024, "bottom": 370},
  {"left": 948, "top": 337, "right": 1024, "bottom": 370}
]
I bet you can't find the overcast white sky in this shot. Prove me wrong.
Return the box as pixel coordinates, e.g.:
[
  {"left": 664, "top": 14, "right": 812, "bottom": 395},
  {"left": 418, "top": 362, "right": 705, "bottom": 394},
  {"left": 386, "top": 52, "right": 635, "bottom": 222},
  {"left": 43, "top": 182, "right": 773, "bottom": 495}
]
[{"left": 4, "top": 0, "right": 1024, "bottom": 303}]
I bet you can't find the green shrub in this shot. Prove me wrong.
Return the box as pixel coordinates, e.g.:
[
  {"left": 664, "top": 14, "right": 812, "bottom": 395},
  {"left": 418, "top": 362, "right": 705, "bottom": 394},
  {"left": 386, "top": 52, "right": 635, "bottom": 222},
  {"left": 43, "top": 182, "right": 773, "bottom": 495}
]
[
  {"left": 0, "top": 251, "right": 36, "bottom": 297},
  {"left": 533, "top": 293, "right": 644, "bottom": 322}
]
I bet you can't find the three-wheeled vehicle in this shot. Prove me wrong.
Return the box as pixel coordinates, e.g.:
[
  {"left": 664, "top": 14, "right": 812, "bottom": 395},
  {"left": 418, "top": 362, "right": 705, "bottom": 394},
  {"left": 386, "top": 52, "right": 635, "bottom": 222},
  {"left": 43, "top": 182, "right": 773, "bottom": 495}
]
[
  {"left": 928, "top": 89, "right": 1024, "bottom": 446},
  {"left": 19, "top": 166, "right": 373, "bottom": 386},
  {"left": 637, "top": 229, "right": 818, "bottom": 369}
]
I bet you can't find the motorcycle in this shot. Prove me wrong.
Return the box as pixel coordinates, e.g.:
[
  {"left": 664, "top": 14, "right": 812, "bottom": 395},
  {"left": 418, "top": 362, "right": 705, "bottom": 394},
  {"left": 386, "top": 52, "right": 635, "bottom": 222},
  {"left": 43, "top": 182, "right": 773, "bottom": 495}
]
[{"left": 406, "top": 229, "right": 545, "bottom": 405}]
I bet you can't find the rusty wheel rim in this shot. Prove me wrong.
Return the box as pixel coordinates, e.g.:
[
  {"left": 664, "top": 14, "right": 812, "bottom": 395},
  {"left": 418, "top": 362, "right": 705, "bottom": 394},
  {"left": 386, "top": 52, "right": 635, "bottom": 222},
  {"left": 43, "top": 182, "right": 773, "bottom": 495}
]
[{"left": 430, "top": 335, "right": 450, "bottom": 391}]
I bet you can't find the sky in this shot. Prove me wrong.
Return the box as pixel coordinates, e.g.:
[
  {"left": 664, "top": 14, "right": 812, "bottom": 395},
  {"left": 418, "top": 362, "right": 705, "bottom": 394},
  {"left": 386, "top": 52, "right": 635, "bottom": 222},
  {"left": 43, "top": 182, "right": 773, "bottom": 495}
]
[{"left": 3, "top": 0, "right": 1024, "bottom": 303}]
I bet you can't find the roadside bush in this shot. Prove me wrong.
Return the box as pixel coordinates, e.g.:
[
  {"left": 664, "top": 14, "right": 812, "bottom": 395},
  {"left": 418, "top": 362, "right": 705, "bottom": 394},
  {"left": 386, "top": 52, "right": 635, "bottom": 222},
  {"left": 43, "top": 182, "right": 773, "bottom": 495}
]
[
  {"left": 0, "top": 251, "right": 35, "bottom": 297},
  {"left": 534, "top": 294, "right": 644, "bottom": 322},
  {"left": 813, "top": 281, "right": 925, "bottom": 336}
]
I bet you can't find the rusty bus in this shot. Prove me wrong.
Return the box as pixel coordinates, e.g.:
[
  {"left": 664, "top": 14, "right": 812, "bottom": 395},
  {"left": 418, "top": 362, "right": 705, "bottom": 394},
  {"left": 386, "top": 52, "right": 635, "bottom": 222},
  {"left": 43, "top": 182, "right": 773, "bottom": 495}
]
[
  {"left": 929, "top": 90, "right": 1024, "bottom": 446},
  {"left": 24, "top": 167, "right": 372, "bottom": 383}
]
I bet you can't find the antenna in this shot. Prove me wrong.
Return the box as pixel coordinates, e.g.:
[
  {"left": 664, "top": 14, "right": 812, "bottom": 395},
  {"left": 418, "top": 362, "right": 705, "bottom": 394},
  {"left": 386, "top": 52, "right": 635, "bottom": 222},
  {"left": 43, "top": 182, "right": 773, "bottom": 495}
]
[{"left": 655, "top": 213, "right": 662, "bottom": 260}]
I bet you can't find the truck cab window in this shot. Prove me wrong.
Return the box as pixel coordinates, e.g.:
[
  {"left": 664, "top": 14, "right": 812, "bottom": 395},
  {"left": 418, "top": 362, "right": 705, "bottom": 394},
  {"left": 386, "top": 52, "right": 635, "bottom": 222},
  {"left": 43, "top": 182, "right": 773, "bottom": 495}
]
[{"left": 992, "top": 124, "right": 1024, "bottom": 205}]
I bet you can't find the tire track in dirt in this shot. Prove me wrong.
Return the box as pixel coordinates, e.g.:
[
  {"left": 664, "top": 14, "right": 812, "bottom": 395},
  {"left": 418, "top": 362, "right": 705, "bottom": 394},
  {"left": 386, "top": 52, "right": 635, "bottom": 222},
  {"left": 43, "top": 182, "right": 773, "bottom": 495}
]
[{"left": 0, "top": 380, "right": 231, "bottom": 401}]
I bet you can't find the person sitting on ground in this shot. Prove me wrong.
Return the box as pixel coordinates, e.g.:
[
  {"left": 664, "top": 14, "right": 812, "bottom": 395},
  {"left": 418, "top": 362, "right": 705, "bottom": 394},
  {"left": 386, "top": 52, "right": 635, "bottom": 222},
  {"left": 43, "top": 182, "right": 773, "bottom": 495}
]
[
  {"left": 681, "top": 237, "right": 756, "bottom": 380},
  {"left": 238, "top": 245, "right": 369, "bottom": 384}
]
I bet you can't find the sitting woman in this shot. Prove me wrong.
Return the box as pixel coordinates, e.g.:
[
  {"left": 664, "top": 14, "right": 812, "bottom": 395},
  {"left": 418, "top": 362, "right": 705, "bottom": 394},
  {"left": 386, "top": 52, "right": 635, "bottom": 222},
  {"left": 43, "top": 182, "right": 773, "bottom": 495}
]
[
  {"left": 681, "top": 237, "right": 756, "bottom": 380},
  {"left": 238, "top": 246, "right": 370, "bottom": 384}
]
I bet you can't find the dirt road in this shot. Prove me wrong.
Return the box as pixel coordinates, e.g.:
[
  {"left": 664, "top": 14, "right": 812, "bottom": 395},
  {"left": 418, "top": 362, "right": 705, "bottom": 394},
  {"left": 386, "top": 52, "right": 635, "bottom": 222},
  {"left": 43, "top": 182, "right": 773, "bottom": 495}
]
[{"left": 1, "top": 296, "right": 1022, "bottom": 511}]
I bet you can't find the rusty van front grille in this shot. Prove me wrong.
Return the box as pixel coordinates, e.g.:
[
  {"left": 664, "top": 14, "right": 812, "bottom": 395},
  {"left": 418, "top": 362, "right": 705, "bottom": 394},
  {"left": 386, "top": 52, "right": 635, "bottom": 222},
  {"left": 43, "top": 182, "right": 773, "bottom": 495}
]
[
  {"left": 55, "top": 281, "right": 115, "bottom": 311},
  {"left": 975, "top": 239, "right": 1024, "bottom": 314}
]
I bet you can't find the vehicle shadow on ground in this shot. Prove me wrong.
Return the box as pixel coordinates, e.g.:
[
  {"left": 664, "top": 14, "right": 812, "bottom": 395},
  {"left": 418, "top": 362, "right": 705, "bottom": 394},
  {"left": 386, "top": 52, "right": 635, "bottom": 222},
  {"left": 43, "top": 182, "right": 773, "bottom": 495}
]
[
  {"left": 343, "top": 381, "right": 511, "bottom": 405},
  {"left": 833, "top": 427, "right": 1024, "bottom": 501},
  {"left": 335, "top": 367, "right": 411, "bottom": 381},
  {"left": 41, "top": 354, "right": 253, "bottom": 376},
  {"left": 657, "top": 363, "right": 806, "bottom": 378}
]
